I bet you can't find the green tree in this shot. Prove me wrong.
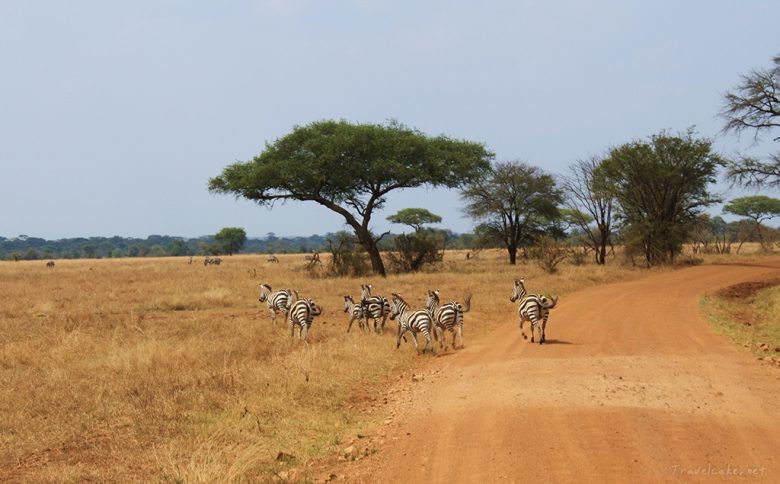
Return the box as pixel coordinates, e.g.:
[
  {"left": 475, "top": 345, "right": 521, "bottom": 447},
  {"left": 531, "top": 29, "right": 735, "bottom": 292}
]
[
  {"left": 386, "top": 208, "right": 442, "bottom": 232},
  {"left": 723, "top": 195, "right": 780, "bottom": 246},
  {"left": 386, "top": 208, "right": 445, "bottom": 272},
  {"left": 598, "top": 129, "right": 722, "bottom": 266},
  {"left": 214, "top": 227, "right": 247, "bottom": 255},
  {"left": 461, "top": 161, "right": 562, "bottom": 265},
  {"left": 208, "top": 120, "right": 492, "bottom": 276},
  {"left": 720, "top": 54, "right": 780, "bottom": 188}
]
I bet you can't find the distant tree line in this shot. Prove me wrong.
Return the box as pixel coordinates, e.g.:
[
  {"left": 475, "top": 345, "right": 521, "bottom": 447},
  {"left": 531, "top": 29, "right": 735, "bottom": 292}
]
[{"left": 0, "top": 231, "right": 482, "bottom": 261}]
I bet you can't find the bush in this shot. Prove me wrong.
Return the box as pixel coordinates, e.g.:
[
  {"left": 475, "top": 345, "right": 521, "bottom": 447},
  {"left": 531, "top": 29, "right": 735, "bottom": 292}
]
[
  {"left": 386, "top": 229, "right": 445, "bottom": 273},
  {"left": 326, "top": 232, "right": 371, "bottom": 277}
]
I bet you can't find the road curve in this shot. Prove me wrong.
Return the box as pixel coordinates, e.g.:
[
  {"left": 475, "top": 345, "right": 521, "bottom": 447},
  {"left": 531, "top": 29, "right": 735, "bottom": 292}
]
[{"left": 334, "top": 260, "right": 780, "bottom": 483}]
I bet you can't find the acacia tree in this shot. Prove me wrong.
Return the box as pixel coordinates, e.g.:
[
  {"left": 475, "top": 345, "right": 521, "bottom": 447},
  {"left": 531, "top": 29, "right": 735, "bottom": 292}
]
[
  {"left": 461, "top": 161, "right": 562, "bottom": 265},
  {"left": 723, "top": 195, "right": 780, "bottom": 247},
  {"left": 209, "top": 120, "right": 492, "bottom": 276},
  {"left": 386, "top": 208, "right": 445, "bottom": 272},
  {"left": 598, "top": 130, "right": 722, "bottom": 266},
  {"left": 214, "top": 227, "right": 247, "bottom": 255},
  {"left": 720, "top": 54, "right": 780, "bottom": 188},
  {"left": 561, "top": 155, "right": 617, "bottom": 264}
]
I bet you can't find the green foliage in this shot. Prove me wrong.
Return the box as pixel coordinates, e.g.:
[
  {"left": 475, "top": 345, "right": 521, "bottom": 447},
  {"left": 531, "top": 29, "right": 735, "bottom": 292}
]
[
  {"left": 214, "top": 227, "right": 247, "bottom": 255},
  {"left": 461, "top": 161, "right": 562, "bottom": 264},
  {"left": 387, "top": 228, "right": 446, "bottom": 273},
  {"left": 724, "top": 195, "right": 780, "bottom": 249},
  {"left": 723, "top": 196, "right": 780, "bottom": 223},
  {"left": 386, "top": 208, "right": 442, "bottom": 232},
  {"left": 598, "top": 129, "right": 722, "bottom": 266},
  {"left": 209, "top": 119, "right": 493, "bottom": 275}
]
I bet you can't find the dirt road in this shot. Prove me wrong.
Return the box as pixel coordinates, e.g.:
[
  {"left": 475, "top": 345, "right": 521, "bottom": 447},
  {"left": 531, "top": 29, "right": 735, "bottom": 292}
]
[{"left": 330, "top": 261, "right": 780, "bottom": 482}]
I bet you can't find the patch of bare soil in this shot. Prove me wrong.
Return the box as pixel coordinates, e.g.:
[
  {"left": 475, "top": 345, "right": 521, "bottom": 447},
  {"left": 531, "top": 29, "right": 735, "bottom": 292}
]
[{"left": 305, "top": 260, "right": 780, "bottom": 483}]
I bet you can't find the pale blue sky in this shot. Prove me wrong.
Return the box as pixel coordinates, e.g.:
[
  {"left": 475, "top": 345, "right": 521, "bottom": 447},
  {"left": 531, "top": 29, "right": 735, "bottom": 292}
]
[{"left": 1, "top": 1, "right": 778, "bottom": 239}]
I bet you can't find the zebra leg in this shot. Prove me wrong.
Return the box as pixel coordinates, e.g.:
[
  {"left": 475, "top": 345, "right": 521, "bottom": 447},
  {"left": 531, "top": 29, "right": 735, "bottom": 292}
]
[
  {"left": 540, "top": 311, "right": 549, "bottom": 344},
  {"left": 363, "top": 317, "right": 371, "bottom": 334},
  {"left": 290, "top": 321, "right": 295, "bottom": 338},
  {"left": 458, "top": 324, "right": 464, "bottom": 349},
  {"left": 410, "top": 332, "right": 420, "bottom": 354},
  {"left": 529, "top": 318, "right": 536, "bottom": 343},
  {"left": 270, "top": 308, "right": 277, "bottom": 324},
  {"left": 520, "top": 318, "right": 528, "bottom": 340},
  {"left": 396, "top": 325, "right": 404, "bottom": 349}
]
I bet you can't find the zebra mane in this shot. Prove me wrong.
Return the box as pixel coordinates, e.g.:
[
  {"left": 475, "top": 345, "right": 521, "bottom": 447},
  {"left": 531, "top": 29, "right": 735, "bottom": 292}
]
[{"left": 260, "top": 283, "right": 271, "bottom": 291}]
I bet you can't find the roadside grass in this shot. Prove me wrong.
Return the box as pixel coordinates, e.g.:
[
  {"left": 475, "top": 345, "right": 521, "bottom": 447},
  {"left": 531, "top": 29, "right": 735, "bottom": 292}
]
[
  {"left": 0, "top": 245, "right": 773, "bottom": 481},
  {"left": 700, "top": 283, "right": 780, "bottom": 365}
]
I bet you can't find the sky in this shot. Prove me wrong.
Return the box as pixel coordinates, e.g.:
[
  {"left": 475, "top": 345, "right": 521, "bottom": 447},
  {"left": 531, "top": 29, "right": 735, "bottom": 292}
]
[{"left": 1, "top": 0, "right": 779, "bottom": 240}]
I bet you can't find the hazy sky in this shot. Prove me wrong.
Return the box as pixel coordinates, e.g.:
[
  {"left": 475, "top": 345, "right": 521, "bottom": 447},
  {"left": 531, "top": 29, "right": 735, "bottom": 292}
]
[{"left": 1, "top": 1, "right": 778, "bottom": 239}]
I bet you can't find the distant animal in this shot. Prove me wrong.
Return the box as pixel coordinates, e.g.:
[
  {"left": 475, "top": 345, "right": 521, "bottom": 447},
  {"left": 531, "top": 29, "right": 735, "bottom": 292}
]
[
  {"left": 46, "top": 260, "right": 55, "bottom": 268},
  {"left": 304, "top": 251, "right": 321, "bottom": 265},
  {"left": 204, "top": 256, "right": 222, "bottom": 266},
  {"left": 360, "top": 284, "right": 390, "bottom": 334},
  {"left": 188, "top": 256, "right": 193, "bottom": 264},
  {"left": 510, "top": 278, "right": 558, "bottom": 344},
  {"left": 287, "top": 297, "right": 322, "bottom": 341},
  {"left": 426, "top": 290, "right": 472, "bottom": 350},
  {"left": 389, "top": 293, "right": 435, "bottom": 355},
  {"left": 266, "top": 255, "right": 279, "bottom": 263},
  {"left": 258, "top": 283, "right": 293, "bottom": 323},
  {"left": 343, "top": 295, "right": 370, "bottom": 333}
]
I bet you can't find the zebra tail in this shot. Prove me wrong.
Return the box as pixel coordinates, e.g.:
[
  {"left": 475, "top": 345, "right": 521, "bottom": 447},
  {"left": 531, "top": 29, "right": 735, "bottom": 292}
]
[{"left": 462, "top": 294, "right": 472, "bottom": 313}]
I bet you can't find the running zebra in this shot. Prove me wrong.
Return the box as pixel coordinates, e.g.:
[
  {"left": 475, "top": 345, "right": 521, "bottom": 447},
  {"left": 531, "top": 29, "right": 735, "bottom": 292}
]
[
  {"left": 258, "top": 283, "right": 293, "bottom": 324},
  {"left": 360, "top": 284, "right": 390, "bottom": 334},
  {"left": 389, "top": 293, "right": 435, "bottom": 355},
  {"left": 287, "top": 296, "right": 322, "bottom": 341},
  {"left": 344, "top": 295, "right": 370, "bottom": 333},
  {"left": 204, "top": 256, "right": 222, "bottom": 266},
  {"left": 426, "top": 290, "right": 472, "bottom": 350},
  {"left": 266, "top": 254, "right": 279, "bottom": 263},
  {"left": 510, "top": 278, "right": 558, "bottom": 344}
]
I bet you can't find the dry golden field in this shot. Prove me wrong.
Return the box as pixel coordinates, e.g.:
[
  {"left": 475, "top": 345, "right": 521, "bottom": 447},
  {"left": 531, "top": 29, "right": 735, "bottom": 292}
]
[{"left": 0, "top": 247, "right": 771, "bottom": 481}]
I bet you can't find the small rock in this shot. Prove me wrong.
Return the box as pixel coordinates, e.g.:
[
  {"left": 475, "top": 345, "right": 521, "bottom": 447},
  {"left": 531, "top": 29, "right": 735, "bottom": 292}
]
[{"left": 342, "top": 445, "right": 357, "bottom": 460}]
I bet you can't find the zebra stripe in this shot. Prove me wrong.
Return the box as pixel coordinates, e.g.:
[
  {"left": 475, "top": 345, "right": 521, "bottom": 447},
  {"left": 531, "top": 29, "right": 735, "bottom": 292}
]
[
  {"left": 360, "top": 284, "right": 390, "bottom": 334},
  {"left": 389, "top": 293, "right": 434, "bottom": 355},
  {"left": 344, "top": 295, "right": 370, "bottom": 333},
  {"left": 258, "top": 283, "right": 292, "bottom": 324},
  {"left": 426, "top": 290, "right": 472, "bottom": 349},
  {"left": 510, "top": 278, "right": 558, "bottom": 344},
  {"left": 287, "top": 297, "right": 322, "bottom": 341}
]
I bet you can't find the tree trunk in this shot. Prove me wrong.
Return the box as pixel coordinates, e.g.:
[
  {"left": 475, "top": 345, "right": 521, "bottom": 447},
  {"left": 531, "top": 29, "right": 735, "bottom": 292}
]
[
  {"left": 354, "top": 228, "right": 386, "bottom": 276},
  {"left": 508, "top": 245, "right": 517, "bottom": 265}
]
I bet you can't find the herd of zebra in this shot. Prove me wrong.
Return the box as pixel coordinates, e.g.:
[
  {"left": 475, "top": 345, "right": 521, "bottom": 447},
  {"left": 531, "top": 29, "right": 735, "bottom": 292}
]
[{"left": 257, "top": 277, "right": 559, "bottom": 352}]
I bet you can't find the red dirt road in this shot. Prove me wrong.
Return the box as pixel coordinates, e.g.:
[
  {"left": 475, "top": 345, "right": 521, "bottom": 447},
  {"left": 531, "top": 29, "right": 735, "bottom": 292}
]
[{"left": 332, "top": 261, "right": 780, "bottom": 483}]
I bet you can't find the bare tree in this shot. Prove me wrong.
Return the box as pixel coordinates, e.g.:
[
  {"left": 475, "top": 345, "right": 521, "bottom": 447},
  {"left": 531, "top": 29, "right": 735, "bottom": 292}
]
[
  {"left": 561, "top": 155, "right": 616, "bottom": 265},
  {"left": 720, "top": 54, "right": 780, "bottom": 188}
]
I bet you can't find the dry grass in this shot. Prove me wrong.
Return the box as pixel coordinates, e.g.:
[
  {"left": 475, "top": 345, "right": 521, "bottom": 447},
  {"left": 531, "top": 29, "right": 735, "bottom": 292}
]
[{"left": 0, "top": 246, "right": 771, "bottom": 481}]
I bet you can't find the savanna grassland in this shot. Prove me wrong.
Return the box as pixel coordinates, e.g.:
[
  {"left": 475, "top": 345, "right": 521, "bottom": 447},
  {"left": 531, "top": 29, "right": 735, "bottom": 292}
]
[{"left": 0, "top": 248, "right": 771, "bottom": 482}]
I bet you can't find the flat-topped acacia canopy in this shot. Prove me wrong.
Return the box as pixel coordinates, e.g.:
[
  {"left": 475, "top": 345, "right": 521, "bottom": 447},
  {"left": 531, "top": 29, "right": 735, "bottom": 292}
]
[{"left": 209, "top": 119, "right": 493, "bottom": 276}]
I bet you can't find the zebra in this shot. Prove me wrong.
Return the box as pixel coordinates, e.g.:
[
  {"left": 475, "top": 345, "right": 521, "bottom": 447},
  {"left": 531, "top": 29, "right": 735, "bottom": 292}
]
[
  {"left": 204, "top": 256, "right": 222, "bottom": 266},
  {"left": 360, "top": 284, "right": 390, "bottom": 334},
  {"left": 389, "top": 293, "right": 435, "bottom": 355},
  {"left": 266, "top": 254, "right": 279, "bottom": 263},
  {"left": 344, "top": 295, "right": 370, "bottom": 333},
  {"left": 287, "top": 296, "right": 322, "bottom": 341},
  {"left": 258, "top": 283, "right": 293, "bottom": 324},
  {"left": 426, "top": 290, "right": 472, "bottom": 350},
  {"left": 510, "top": 278, "right": 559, "bottom": 344}
]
